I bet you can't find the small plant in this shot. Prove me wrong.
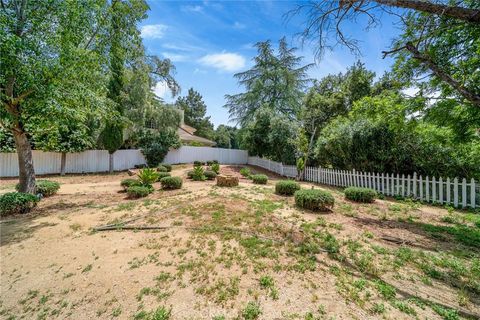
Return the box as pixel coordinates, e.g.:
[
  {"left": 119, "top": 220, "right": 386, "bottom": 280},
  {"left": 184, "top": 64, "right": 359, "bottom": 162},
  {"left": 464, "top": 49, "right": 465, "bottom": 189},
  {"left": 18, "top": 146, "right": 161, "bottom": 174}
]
[
  {"left": 120, "top": 179, "right": 142, "bottom": 191},
  {"left": 160, "top": 176, "right": 182, "bottom": 190},
  {"left": 275, "top": 180, "right": 300, "bottom": 196},
  {"left": 239, "top": 167, "right": 251, "bottom": 177},
  {"left": 252, "top": 174, "right": 268, "bottom": 184},
  {"left": 16, "top": 180, "right": 60, "bottom": 197},
  {"left": 241, "top": 301, "right": 261, "bottom": 320},
  {"left": 127, "top": 186, "right": 151, "bottom": 198},
  {"left": 193, "top": 161, "right": 203, "bottom": 167},
  {"left": 211, "top": 163, "right": 220, "bottom": 174},
  {"left": 137, "top": 168, "right": 159, "bottom": 186},
  {"left": 0, "top": 192, "right": 39, "bottom": 216},
  {"left": 192, "top": 166, "right": 206, "bottom": 181},
  {"left": 204, "top": 170, "right": 217, "bottom": 180},
  {"left": 157, "top": 172, "right": 171, "bottom": 180},
  {"left": 294, "top": 189, "right": 335, "bottom": 211},
  {"left": 160, "top": 164, "right": 172, "bottom": 172},
  {"left": 187, "top": 170, "right": 194, "bottom": 179},
  {"left": 157, "top": 165, "right": 168, "bottom": 172},
  {"left": 206, "top": 160, "right": 214, "bottom": 166},
  {"left": 344, "top": 187, "right": 377, "bottom": 203}
]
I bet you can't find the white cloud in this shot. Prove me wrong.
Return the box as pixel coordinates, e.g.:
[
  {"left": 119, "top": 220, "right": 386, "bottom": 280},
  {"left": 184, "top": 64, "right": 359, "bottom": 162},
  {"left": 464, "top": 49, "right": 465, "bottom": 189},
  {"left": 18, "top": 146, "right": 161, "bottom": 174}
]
[
  {"left": 198, "top": 52, "right": 246, "bottom": 72},
  {"left": 162, "top": 52, "right": 188, "bottom": 62},
  {"left": 153, "top": 81, "right": 169, "bottom": 98},
  {"left": 233, "top": 21, "right": 246, "bottom": 29},
  {"left": 140, "top": 24, "right": 168, "bottom": 39},
  {"left": 182, "top": 5, "right": 203, "bottom": 13}
]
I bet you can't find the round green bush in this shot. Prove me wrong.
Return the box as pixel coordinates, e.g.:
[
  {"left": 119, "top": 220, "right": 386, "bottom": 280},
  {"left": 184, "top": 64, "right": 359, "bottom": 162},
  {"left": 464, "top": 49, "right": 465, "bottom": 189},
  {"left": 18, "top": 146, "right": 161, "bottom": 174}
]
[
  {"left": 120, "top": 178, "right": 142, "bottom": 191},
  {"left": 204, "top": 170, "right": 217, "bottom": 180},
  {"left": 127, "top": 186, "right": 151, "bottom": 198},
  {"left": 193, "top": 161, "right": 203, "bottom": 167},
  {"left": 294, "top": 189, "right": 335, "bottom": 211},
  {"left": 160, "top": 176, "right": 183, "bottom": 190},
  {"left": 344, "top": 187, "right": 377, "bottom": 203},
  {"left": 0, "top": 192, "right": 39, "bottom": 216},
  {"left": 157, "top": 172, "right": 171, "bottom": 180},
  {"left": 252, "top": 174, "right": 268, "bottom": 184},
  {"left": 16, "top": 180, "right": 60, "bottom": 197},
  {"left": 187, "top": 170, "right": 194, "bottom": 179},
  {"left": 239, "top": 167, "right": 250, "bottom": 177},
  {"left": 275, "top": 180, "right": 300, "bottom": 196},
  {"left": 157, "top": 165, "right": 168, "bottom": 172},
  {"left": 161, "top": 164, "right": 172, "bottom": 172}
]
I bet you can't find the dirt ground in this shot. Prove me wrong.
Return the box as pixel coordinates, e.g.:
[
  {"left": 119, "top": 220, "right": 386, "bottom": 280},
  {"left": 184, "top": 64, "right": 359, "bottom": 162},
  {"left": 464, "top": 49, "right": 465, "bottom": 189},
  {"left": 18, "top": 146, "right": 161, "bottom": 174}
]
[{"left": 1, "top": 165, "right": 479, "bottom": 320}]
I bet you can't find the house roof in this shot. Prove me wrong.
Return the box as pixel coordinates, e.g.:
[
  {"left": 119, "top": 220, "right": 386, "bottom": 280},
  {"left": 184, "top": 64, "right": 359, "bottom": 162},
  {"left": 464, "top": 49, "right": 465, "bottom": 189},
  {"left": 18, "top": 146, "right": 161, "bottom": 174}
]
[{"left": 177, "top": 125, "right": 216, "bottom": 146}]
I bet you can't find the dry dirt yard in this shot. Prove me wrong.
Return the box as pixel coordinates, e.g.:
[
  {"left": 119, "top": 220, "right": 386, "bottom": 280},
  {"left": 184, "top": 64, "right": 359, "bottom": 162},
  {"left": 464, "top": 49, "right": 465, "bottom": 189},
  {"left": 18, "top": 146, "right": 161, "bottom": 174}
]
[{"left": 1, "top": 165, "right": 479, "bottom": 320}]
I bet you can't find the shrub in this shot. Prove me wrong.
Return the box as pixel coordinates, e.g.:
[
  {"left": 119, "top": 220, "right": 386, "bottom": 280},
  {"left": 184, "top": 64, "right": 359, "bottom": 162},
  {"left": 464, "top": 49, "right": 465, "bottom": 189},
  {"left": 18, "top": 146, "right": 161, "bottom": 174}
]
[
  {"left": 211, "top": 163, "right": 220, "bottom": 174},
  {"left": 212, "top": 160, "right": 219, "bottom": 164},
  {"left": 193, "top": 161, "right": 203, "bottom": 167},
  {"left": 344, "top": 187, "right": 377, "bottom": 203},
  {"left": 192, "top": 166, "right": 206, "bottom": 181},
  {"left": 204, "top": 170, "right": 217, "bottom": 180},
  {"left": 127, "top": 186, "right": 151, "bottom": 198},
  {"left": 275, "top": 180, "right": 300, "bottom": 196},
  {"left": 240, "top": 167, "right": 251, "bottom": 177},
  {"left": 157, "top": 172, "right": 171, "bottom": 180},
  {"left": 16, "top": 180, "right": 60, "bottom": 197},
  {"left": 157, "top": 165, "right": 168, "bottom": 172},
  {"left": 120, "top": 178, "right": 142, "bottom": 191},
  {"left": 137, "top": 168, "right": 159, "bottom": 186},
  {"left": 161, "top": 164, "right": 172, "bottom": 172},
  {"left": 187, "top": 170, "right": 194, "bottom": 179},
  {"left": 0, "top": 192, "right": 39, "bottom": 216},
  {"left": 294, "top": 189, "right": 335, "bottom": 211},
  {"left": 252, "top": 174, "right": 268, "bottom": 184},
  {"left": 137, "top": 128, "right": 180, "bottom": 167},
  {"left": 241, "top": 302, "right": 262, "bottom": 320},
  {"left": 160, "top": 176, "right": 182, "bottom": 190},
  {"left": 206, "top": 161, "right": 213, "bottom": 166}
]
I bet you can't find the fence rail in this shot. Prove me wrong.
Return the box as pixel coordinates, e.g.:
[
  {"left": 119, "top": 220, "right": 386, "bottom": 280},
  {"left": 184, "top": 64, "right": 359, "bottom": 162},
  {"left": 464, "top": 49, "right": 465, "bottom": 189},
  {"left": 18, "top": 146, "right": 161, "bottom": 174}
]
[{"left": 248, "top": 156, "right": 479, "bottom": 209}]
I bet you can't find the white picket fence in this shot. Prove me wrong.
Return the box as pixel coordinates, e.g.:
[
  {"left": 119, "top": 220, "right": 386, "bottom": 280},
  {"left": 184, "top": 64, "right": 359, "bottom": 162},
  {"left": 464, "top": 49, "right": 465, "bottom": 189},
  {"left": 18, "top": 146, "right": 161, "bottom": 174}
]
[
  {"left": 248, "top": 157, "right": 479, "bottom": 209},
  {"left": 0, "top": 147, "right": 248, "bottom": 177}
]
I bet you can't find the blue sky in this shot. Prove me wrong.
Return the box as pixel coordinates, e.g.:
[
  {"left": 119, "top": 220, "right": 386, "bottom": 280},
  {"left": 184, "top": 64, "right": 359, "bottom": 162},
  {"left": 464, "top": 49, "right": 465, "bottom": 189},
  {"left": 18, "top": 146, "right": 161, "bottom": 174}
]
[{"left": 141, "top": 0, "right": 402, "bottom": 127}]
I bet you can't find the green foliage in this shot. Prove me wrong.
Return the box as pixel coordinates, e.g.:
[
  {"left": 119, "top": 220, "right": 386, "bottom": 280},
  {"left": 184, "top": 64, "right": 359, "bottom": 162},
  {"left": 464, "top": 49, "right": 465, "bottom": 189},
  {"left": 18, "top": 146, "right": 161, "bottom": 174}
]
[
  {"left": 275, "top": 180, "right": 301, "bottom": 196},
  {"left": 16, "top": 180, "right": 60, "bottom": 197},
  {"left": 175, "top": 88, "right": 214, "bottom": 139},
  {"left": 0, "top": 192, "right": 39, "bottom": 216},
  {"left": 137, "top": 168, "right": 160, "bottom": 186},
  {"left": 252, "top": 174, "right": 268, "bottom": 185},
  {"left": 157, "top": 165, "right": 168, "bottom": 172},
  {"left": 192, "top": 166, "right": 206, "bottom": 181},
  {"left": 294, "top": 189, "right": 335, "bottom": 211},
  {"left": 137, "top": 129, "right": 181, "bottom": 167},
  {"left": 204, "top": 170, "right": 217, "bottom": 180},
  {"left": 193, "top": 161, "right": 203, "bottom": 167},
  {"left": 120, "top": 179, "right": 142, "bottom": 191},
  {"left": 187, "top": 170, "right": 194, "bottom": 179},
  {"left": 161, "top": 164, "right": 172, "bottom": 172},
  {"left": 160, "top": 177, "right": 182, "bottom": 190},
  {"left": 211, "top": 163, "right": 220, "bottom": 174},
  {"left": 296, "top": 158, "right": 305, "bottom": 172},
  {"left": 215, "top": 125, "right": 239, "bottom": 148},
  {"left": 127, "top": 186, "right": 151, "bottom": 199},
  {"left": 240, "top": 167, "right": 251, "bottom": 177},
  {"left": 157, "top": 172, "right": 171, "bottom": 180},
  {"left": 344, "top": 187, "right": 377, "bottom": 203},
  {"left": 241, "top": 302, "right": 262, "bottom": 320}
]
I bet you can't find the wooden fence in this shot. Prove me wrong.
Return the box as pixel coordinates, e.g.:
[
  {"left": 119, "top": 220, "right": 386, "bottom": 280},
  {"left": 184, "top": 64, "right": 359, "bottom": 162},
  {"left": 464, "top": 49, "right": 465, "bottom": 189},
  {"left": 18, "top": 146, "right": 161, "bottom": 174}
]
[{"left": 248, "top": 157, "right": 479, "bottom": 209}]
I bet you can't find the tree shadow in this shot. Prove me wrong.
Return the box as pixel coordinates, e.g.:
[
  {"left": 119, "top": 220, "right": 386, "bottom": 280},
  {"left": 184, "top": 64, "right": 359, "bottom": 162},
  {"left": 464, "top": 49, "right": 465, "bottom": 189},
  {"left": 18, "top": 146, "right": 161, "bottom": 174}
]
[{"left": 0, "top": 218, "right": 57, "bottom": 246}]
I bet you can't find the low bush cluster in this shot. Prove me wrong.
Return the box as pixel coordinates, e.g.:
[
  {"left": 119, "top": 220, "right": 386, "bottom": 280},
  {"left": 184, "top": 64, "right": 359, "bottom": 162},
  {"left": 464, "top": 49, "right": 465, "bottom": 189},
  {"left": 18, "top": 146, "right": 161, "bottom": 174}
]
[
  {"left": 192, "top": 166, "right": 206, "bottom": 181},
  {"left": 16, "top": 180, "right": 60, "bottom": 197},
  {"left": 275, "top": 180, "right": 300, "bottom": 196},
  {"left": 210, "top": 163, "right": 220, "bottom": 174},
  {"left": 0, "top": 192, "right": 39, "bottom": 216},
  {"left": 206, "top": 160, "right": 218, "bottom": 166},
  {"left": 160, "top": 176, "right": 182, "bottom": 190},
  {"left": 344, "top": 187, "right": 377, "bottom": 203},
  {"left": 157, "top": 165, "right": 168, "bottom": 172},
  {"left": 157, "top": 172, "right": 171, "bottom": 180},
  {"left": 294, "top": 189, "right": 335, "bottom": 211},
  {"left": 161, "top": 164, "right": 172, "bottom": 172},
  {"left": 204, "top": 170, "right": 217, "bottom": 180},
  {"left": 252, "top": 174, "right": 268, "bottom": 184},
  {"left": 120, "top": 178, "right": 142, "bottom": 191},
  {"left": 193, "top": 161, "right": 203, "bottom": 167},
  {"left": 240, "top": 167, "right": 251, "bottom": 177},
  {"left": 127, "top": 186, "right": 151, "bottom": 198}
]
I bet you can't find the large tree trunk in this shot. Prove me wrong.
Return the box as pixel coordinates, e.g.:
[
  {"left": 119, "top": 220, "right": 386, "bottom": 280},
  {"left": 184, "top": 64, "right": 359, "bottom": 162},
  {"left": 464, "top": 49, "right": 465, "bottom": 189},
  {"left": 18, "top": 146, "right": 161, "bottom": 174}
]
[
  {"left": 109, "top": 152, "right": 114, "bottom": 174},
  {"left": 12, "top": 129, "right": 36, "bottom": 194}
]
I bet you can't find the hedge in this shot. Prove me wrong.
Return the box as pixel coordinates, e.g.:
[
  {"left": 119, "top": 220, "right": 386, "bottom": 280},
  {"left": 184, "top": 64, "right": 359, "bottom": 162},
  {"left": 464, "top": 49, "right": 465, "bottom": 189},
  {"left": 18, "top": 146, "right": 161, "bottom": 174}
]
[
  {"left": 157, "top": 172, "right": 171, "bottom": 180},
  {"left": 294, "top": 189, "right": 335, "bottom": 211},
  {"left": 157, "top": 165, "right": 168, "bottom": 172},
  {"left": 275, "top": 180, "right": 300, "bottom": 196},
  {"left": 160, "top": 176, "right": 183, "bottom": 190},
  {"left": 127, "top": 186, "right": 151, "bottom": 198},
  {"left": 252, "top": 174, "right": 268, "bottom": 184},
  {"left": 120, "top": 178, "right": 142, "bottom": 191},
  {"left": 344, "top": 187, "right": 377, "bottom": 203},
  {"left": 204, "top": 170, "right": 217, "bottom": 180},
  {"left": 0, "top": 192, "right": 39, "bottom": 216},
  {"left": 161, "top": 164, "right": 172, "bottom": 172},
  {"left": 16, "top": 180, "right": 60, "bottom": 197}
]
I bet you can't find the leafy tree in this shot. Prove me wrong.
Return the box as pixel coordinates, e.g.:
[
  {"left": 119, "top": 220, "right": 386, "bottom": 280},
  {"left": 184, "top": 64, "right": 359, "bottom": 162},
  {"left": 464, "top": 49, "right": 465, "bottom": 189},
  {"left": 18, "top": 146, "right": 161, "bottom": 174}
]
[
  {"left": 137, "top": 128, "right": 180, "bottom": 167},
  {"left": 225, "top": 38, "right": 313, "bottom": 125},
  {"left": 175, "top": 88, "right": 214, "bottom": 139},
  {"left": 215, "top": 125, "right": 231, "bottom": 149}
]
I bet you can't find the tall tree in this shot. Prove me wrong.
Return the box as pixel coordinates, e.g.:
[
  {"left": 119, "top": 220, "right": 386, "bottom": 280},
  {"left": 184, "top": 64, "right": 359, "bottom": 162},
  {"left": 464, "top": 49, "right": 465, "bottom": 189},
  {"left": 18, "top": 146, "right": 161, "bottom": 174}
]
[
  {"left": 225, "top": 38, "right": 313, "bottom": 125},
  {"left": 175, "top": 88, "right": 214, "bottom": 139}
]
